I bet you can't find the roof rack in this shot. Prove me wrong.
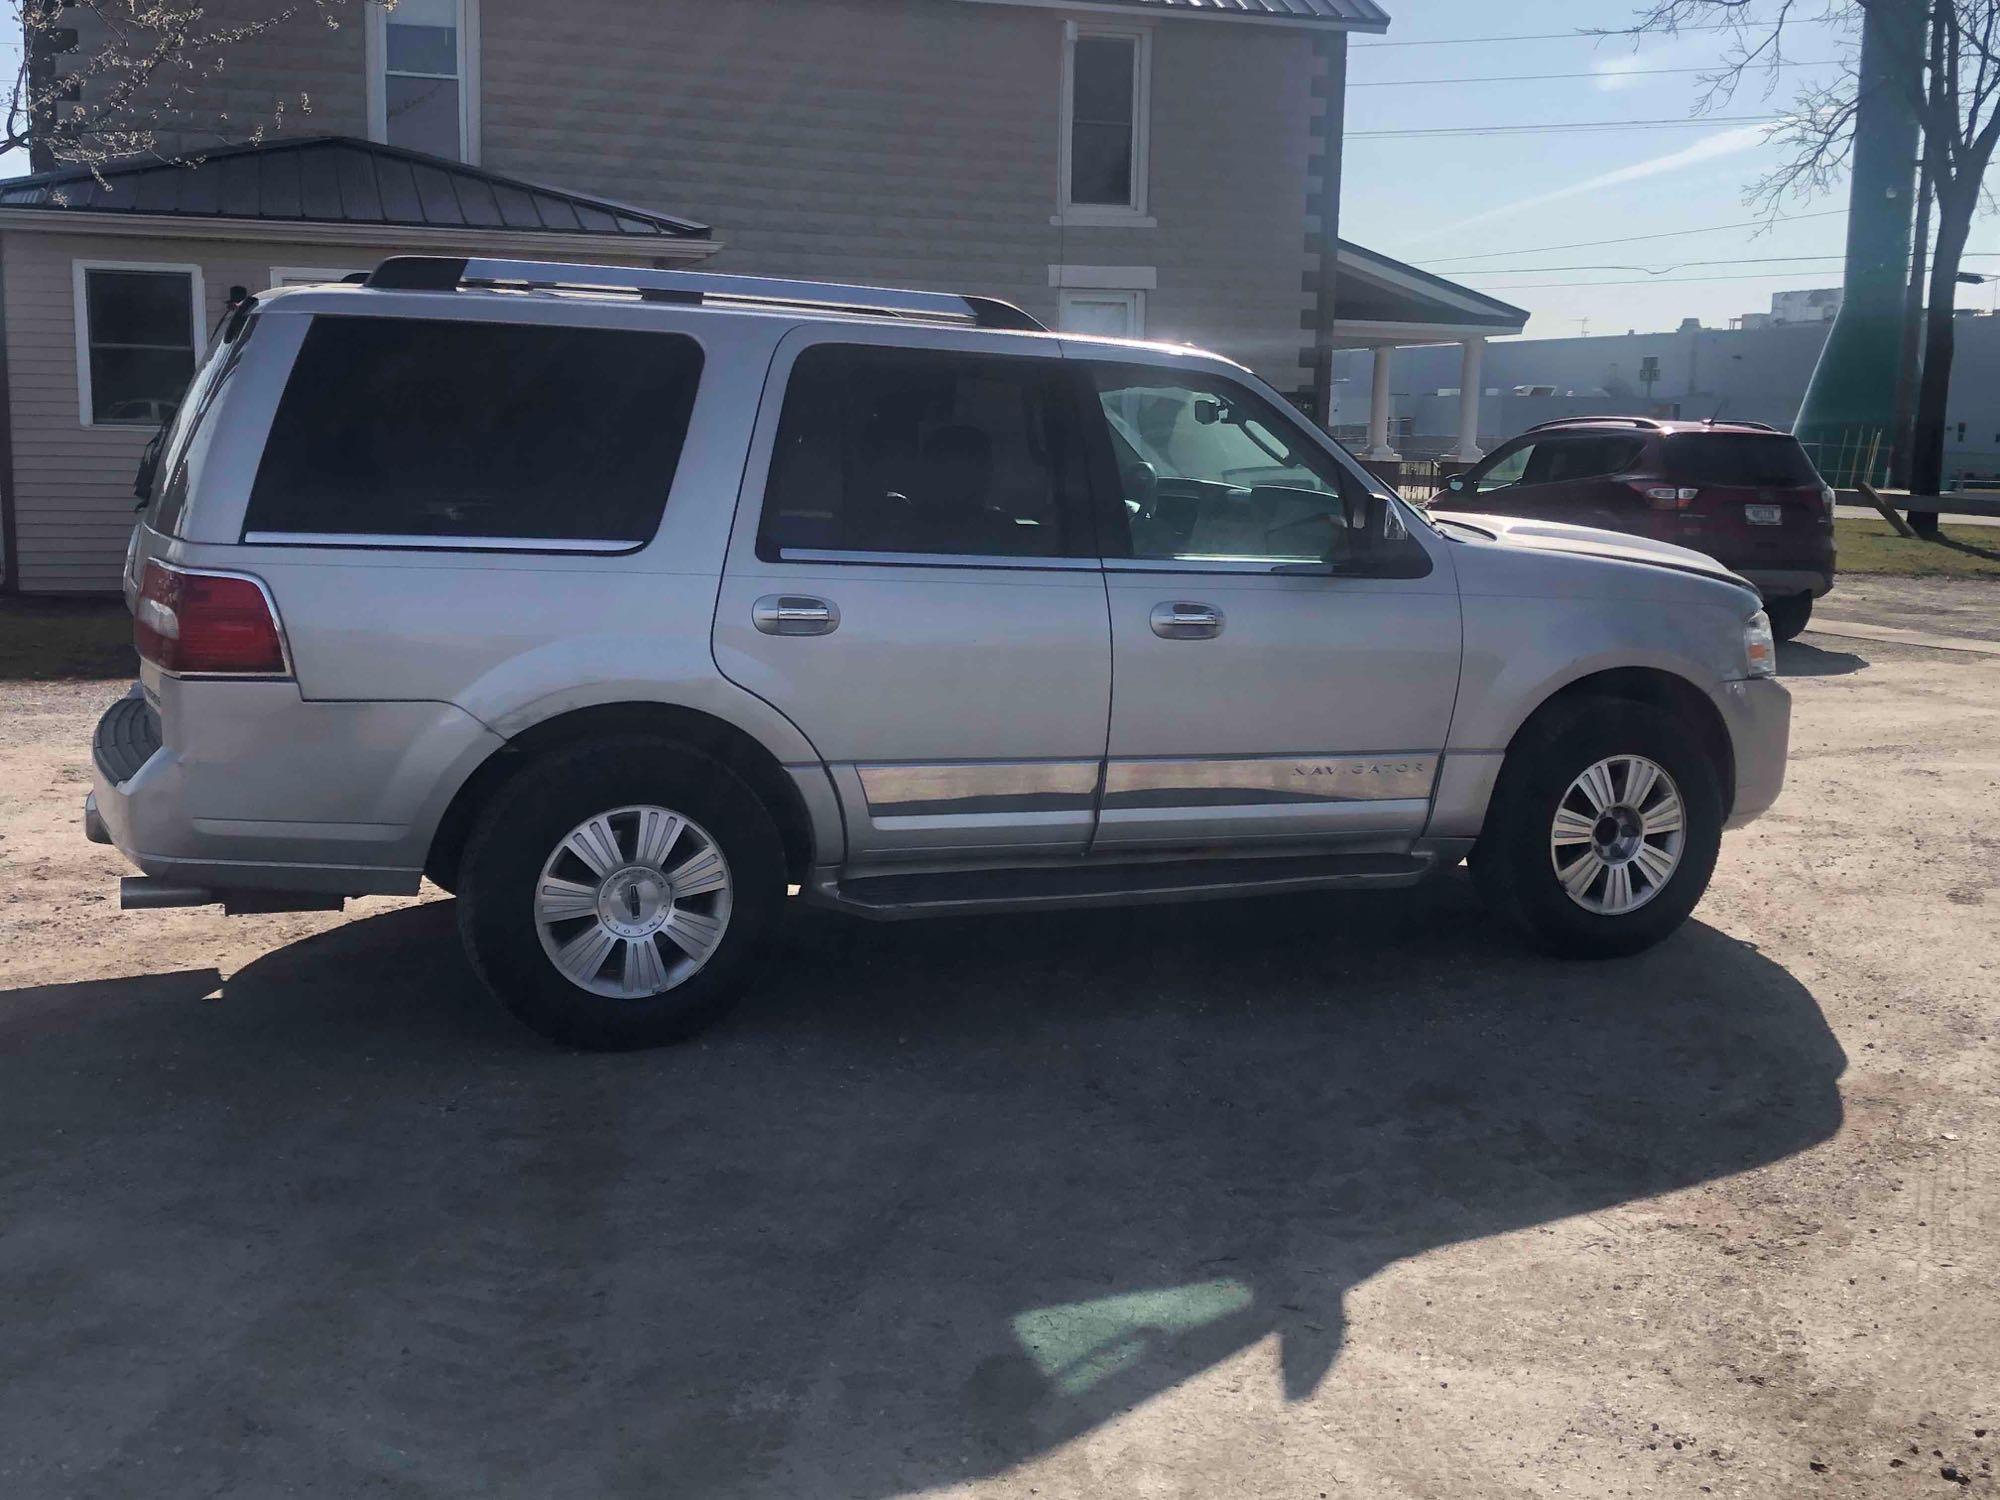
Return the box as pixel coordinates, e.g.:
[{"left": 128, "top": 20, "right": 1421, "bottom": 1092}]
[
  {"left": 1522, "top": 416, "right": 1664, "bottom": 433},
  {"left": 1702, "top": 417, "right": 1778, "bottom": 431},
  {"left": 363, "top": 256, "right": 1047, "bottom": 333}
]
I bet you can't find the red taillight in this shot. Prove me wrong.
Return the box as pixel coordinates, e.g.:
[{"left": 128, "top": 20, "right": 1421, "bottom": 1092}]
[
  {"left": 134, "top": 560, "right": 288, "bottom": 676},
  {"left": 1631, "top": 481, "right": 1700, "bottom": 511}
]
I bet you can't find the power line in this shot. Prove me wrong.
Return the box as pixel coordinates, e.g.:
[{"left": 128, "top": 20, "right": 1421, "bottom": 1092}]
[
  {"left": 1424, "top": 210, "right": 1848, "bottom": 264},
  {"left": 1352, "top": 19, "right": 1840, "bottom": 48},
  {"left": 1454, "top": 270, "right": 1889, "bottom": 289},
  {"left": 1459, "top": 251, "right": 2000, "bottom": 277},
  {"left": 1349, "top": 115, "right": 1776, "bottom": 138},
  {"left": 1351, "top": 60, "right": 1842, "bottom": 88}
]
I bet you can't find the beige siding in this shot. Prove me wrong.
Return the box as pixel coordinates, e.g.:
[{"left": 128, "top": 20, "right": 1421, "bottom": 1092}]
[
  {"left": 477, "top": 0, "right": 1321, "bottom": 384},
  {"left": 3, "top": 231, "right": 395, "bottom": 594}
]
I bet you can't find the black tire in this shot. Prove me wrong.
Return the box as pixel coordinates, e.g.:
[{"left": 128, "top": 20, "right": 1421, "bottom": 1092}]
[
  {"left": 1765, "top": 592, "right": 1813, "bottom": 642},
  {"left": 456, "top": 737, "right": 785, "bottom": 1050},
  {"left": 1471, "top": 700, "right": 1724, "bottom": 959}
]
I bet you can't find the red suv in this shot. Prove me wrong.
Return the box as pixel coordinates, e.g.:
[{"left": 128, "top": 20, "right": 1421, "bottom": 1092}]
[{"left": 1435, "top": 417, "right": 1835, "bottom": 639}]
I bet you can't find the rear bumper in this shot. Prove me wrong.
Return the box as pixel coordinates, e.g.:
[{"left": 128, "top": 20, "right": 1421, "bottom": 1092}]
[
  {"left": 1713, "top": 675, "right": 1791, "bottom": 829},
  {"left": 87, "top": 681, "right": 503, "bottom": 897},
  {"left": 1736, "top": 567, "right": 1835, "bottom": 600}
]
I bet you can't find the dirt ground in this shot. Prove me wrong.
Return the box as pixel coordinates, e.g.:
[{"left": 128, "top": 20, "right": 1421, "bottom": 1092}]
[{"left": 1, "top": 587, "right": 1996, "bottom": 1499}]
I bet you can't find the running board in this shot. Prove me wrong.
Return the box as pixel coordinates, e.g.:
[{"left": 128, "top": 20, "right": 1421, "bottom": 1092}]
[{"left": 812, "top": 852, "right": 1434, "bottom": 921}]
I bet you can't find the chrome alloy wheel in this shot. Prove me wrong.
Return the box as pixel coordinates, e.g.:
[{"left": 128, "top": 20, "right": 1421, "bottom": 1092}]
[
  {"left": 533, "top": 805, "right": 733, "bottom": 999},
  {"left": 1548, "top": 754, "right": 1685, "bottom": 917}
]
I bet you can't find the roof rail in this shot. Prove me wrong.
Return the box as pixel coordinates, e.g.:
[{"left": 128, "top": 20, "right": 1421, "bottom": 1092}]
[
  {"left": 364, "top": 256, "right": 1047, "bottom": 332},
  {"left": 1522, "top": 416, "right": 1663, "bottom": 433},
  {"left": 1702, "top": 417, "right": 1778, "bottom": 431}
]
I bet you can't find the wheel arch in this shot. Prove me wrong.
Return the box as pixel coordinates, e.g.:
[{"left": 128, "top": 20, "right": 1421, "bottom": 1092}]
[
  {"left": 1509, "top": 666, "right": 1736, "bottom": 815},
  {"left": 425, "top": 702, "right": 825, "bottom": 893}
]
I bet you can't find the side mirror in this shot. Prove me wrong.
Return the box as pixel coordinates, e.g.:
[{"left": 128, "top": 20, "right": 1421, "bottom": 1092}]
[{"left": 1444, "top": 474, "right": 1468, "bottom": 494}]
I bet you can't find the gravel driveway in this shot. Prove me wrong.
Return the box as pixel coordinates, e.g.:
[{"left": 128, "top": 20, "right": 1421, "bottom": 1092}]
[{"left": 1, "top": 587, "right": 1995, "bottom": 1498}]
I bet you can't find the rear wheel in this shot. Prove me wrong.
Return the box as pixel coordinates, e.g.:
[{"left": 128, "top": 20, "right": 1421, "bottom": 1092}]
[
  {"left": 1765, "top": 592, "right": 1813, "bottom": 641},
  {"left": 1472, "top": 701, "right": 1723, "bottom": 958},
  {"left": 456, "top": 738, "right": 784, "bottom": 1049}
]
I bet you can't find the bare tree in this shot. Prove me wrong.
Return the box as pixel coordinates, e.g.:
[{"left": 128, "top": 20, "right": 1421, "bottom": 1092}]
[
  {"left": 6, "top": 1, "right": 363, "bottom": 174},
  {"left": 1623, "top": 0, "right": 2000, "bottom": 515}
]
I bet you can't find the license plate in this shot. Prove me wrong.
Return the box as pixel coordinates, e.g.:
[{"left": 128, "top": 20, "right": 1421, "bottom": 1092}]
[{"left": 1745, "top": 504, "right": 1783, "bottom": 525}]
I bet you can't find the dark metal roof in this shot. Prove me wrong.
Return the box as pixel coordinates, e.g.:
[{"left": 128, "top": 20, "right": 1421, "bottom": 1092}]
[
  {"left": 1336, "top": 238, "right": 1529, "bottom": 330},
  {"left": 0, "top": 136, "right": 710, "bottom": 240},
  {"left": 1045, "top": 0, "right": 1390, "bottom": 28}
]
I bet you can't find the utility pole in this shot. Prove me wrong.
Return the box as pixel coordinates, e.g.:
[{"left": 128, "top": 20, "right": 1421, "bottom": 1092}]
[
  {"left": 1792, "top": 0, "right": 1925, "bottom": 485},
  {"left": 1890, "top": 158, "right": 1932, "bottom": 489}
]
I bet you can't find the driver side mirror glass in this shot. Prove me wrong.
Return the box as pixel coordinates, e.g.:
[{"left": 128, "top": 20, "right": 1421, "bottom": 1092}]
[{"left": 1444, "top": 474, "right": 1467, "bottom": 493}]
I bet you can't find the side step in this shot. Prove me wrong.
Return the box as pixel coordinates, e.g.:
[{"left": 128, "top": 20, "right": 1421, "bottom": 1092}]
[{"left": 815, "top": 852, "right": 1432, "bottom": 921}]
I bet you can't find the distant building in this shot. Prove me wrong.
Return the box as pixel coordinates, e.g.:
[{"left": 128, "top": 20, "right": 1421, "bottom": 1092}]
[
  {"left": 1732, "top": 287, "right": 1842, "bottom": 332},
  {"left": 1333, "top": 306, "right": 2000, "bottom": 485}
]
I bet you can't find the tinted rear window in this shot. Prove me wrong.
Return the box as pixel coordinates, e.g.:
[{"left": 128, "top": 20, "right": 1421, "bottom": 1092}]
[
  {"left": 245, "top": 316, "right": 703, "bottom": 544},
  {"left": 758, "top": 343, "right": 1085, "bottom": 560},
  {"left": 1665, "top": 433, "right": 1820, "bottom": 488}
]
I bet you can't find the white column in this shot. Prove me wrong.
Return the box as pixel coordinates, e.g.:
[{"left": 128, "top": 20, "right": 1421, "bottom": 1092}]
[
  {"left": 1443, "top": 338, "right": 1485, "bottom": 462},
  {"left": 1362, "top": 345, "right": 1400, "bottom": 461}
]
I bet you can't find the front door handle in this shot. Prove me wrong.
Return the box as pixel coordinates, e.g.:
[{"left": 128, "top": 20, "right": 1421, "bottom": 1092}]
[
  {"left": 753, "top": 595, "right": 840, "bottom": 637},
  {"left": 1150, "top": 601, "right": 1225, "bottom": 640}
]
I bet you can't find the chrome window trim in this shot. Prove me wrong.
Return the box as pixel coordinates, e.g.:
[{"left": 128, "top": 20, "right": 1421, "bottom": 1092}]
[
  {"left": 242, "top": 531, "right": 641, "bottom": 555},
  {"left": 775, "top": 548, "right": 1099, "bottom": 572},
  {"left": 1103, "top": 557, "right": 1302, "bottom": 575}
]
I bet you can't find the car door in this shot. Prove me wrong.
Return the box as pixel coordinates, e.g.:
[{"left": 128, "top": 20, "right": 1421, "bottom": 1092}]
[
  {"left": 712, "top": 325, "right": 1112, "bottom": 866},
  {"left": 1072, "top": 353, "right": 1463, "bottom": 851}
]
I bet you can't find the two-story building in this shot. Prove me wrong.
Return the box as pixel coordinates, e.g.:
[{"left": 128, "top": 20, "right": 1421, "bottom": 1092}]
[{"left": 0, "top": 0, "right": 1525, "bottom": 592}]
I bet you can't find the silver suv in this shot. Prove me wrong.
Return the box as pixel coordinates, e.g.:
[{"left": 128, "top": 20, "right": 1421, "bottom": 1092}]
[{"left": 87, "top": 257, "right": 1790, "bottom": 1049}]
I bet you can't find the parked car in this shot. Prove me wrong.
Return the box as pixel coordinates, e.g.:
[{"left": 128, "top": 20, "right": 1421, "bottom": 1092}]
[
  {"left": 1433, "top": 417, "right": 1835, "bottom": 640},
  {"left": 87, "top": 258, "right": 1789, "bottom": 1049}
]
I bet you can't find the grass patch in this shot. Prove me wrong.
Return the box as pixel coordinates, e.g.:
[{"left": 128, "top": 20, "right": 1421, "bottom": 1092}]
[
  {"left": 1835, "top": 518, "right": 2000, "bottom": 578},
  {"left": 0, "top": 597, "right": 136, "bottom": 681}
]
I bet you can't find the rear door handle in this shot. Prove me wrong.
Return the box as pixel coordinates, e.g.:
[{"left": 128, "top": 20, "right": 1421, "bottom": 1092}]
[
  {"left": 753, "top": 595, "right": 840, "bottom": 637},
  {"left": 1151, "top": 601, "right": 1224, "bottom": 640}
]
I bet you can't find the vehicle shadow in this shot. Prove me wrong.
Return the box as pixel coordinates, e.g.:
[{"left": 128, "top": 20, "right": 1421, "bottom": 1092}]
[
  {"left": 1780, "top": 638, "right": 1868, "bottom": 677},
  {"left": 0, "top": 876, "right": 1845, "bottom": 1499}
]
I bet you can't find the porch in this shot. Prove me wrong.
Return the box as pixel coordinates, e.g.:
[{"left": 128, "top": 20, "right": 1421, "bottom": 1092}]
[{"left": 1325, "top": 240, "right": 1529, "bottom": 480}]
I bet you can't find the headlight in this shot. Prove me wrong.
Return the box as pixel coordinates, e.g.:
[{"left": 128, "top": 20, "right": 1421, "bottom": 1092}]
[{"left": 1744, "top": 611, "right": 1777, "bottom": 678}]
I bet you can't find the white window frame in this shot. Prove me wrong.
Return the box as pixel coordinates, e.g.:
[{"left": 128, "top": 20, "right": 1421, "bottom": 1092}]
[
  {"left": 269, "top": 266, "right": 363, "bottom": 288},
  {"left": 1057, "top": 288, "right": 1146, "bottom": 340},
  {"left": 366, "top": 0, "right": 481, "bottom": 164},
  {"left": 1056, "top": 20, "right": 1153, "bottom": 228},
  {"left": 72, "top": 259, "right": 207, "bottom": 429}
]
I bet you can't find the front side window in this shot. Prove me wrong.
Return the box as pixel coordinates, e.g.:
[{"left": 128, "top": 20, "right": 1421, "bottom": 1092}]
[
  {"left": 376, "top": 0, "right": 471, "bottom": 160},
  {"left": 1064, "top": 28, "right": 1149, "bottom": 215},
  {"left": 1087, "top": 363, "right": 1429, "bottom": 574},
  {"left": 1474, "top": 443, "right": 1533, "bottom": 491},
  {"left": 759, "top": 344, "right": 1087, "bottom": 561},
  {"left": 244, "top": 316, "right": 702, "bottom": 546},
  {"left": 76, "top": 265, "right": 201, "bottom": 427}
]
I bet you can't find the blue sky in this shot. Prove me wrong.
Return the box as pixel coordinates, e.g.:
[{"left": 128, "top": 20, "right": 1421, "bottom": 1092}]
[{"left": 1343, "top": 0, "right": 1987, "bottom": 336}]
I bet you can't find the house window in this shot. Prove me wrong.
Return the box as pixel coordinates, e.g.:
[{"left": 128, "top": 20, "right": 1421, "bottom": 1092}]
[
  {"left": 1059, "top": 289, "right": 1145, "bottom": 340},
  {"left": 371, "top": 0, "right": 477, "bottom": 162},
  {"left": 72, "top": 262, "right": 204, "bottom": 428},
  {"left": 1061, "top": 25, "right": 1150, "bottom": 222}
]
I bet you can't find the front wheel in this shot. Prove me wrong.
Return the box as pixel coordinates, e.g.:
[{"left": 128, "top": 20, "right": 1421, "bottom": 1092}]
[
  {"left": 1472, "top": 702, "right": 1723, "bottom": 959},
  {"left": 456, "top": 738, "right": 785, "bottom": 1049},
  {"left": 1765, "top": 593, "right": 1813, "bottom": 642}
]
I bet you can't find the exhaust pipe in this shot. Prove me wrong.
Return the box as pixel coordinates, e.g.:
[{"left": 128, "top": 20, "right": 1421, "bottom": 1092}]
[{"left": 119, "top": 877, "right": 217, "bottom": 910}]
